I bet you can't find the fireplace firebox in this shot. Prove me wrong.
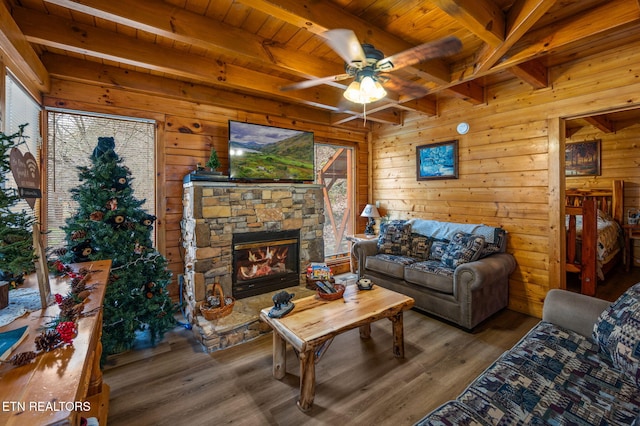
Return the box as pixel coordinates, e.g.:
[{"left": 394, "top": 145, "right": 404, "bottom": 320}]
[{"left": 232, "top": 230, "right": 300, "bottom": 299}]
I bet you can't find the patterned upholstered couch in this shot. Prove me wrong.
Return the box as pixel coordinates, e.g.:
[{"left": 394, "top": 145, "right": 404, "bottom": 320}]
[
  {"left": 417, "top": 286, "right": 640, "bottom": 425},
  {"left": 352, "top": 219, "right": 515, "bottom": 330}
]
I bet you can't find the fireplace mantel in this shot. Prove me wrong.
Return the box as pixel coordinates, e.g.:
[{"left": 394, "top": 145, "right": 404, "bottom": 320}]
[{"left": 181, "top": 180, "right": 325, "bottom": 351}]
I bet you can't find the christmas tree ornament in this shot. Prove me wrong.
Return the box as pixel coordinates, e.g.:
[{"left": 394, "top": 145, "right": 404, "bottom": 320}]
[
  {"left": 90, "top": 211, "right": 104, "bottom": 221},
  {"left": 70, "top": 230, "right": 87, "bottom": 241},
  {"left": 107, "top": 214, "right": 126, "bottom": 228},
  {"left": 71, "top": 240, "right": 93, "bottom": 262},
  {"left": 141, "top": 214, "right": 156, "bottom": 228},
  {"left": 111, "top": 175, "right": 129, "bottom": 191},
  {"left": 106, "top": 198, "right": 118, "bottom": 210}
]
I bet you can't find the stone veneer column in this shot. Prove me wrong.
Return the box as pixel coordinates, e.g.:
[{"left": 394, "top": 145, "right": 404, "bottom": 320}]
[{"left": 181, "top": 181, "right": 324, "bottom": 331}]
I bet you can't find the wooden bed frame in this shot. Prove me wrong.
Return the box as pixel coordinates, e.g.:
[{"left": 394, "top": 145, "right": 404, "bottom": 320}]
[{"left": 565, "top": 180, "right": 624, "bottom": 296}]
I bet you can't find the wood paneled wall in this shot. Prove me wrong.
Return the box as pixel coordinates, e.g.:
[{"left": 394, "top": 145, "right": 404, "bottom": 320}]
[
  {"left": 371, "top": 39, "right": 640, "bottom": 318},
  {"left": 43, "top": 85, "right": 368, "bottom": 297}
]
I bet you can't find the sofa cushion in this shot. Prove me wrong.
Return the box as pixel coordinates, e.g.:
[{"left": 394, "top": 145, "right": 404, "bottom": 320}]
[
  {"left": 440, "top": 232, "right": 486, "bottom": 268},
  {"left": 479, "top": 227, "right": 507, "bottom": 258},
  {"left": 404, "top": 261, "right": 454, "bottom": 293},
  {"left": 376, "top": 220, "right": 411, "bottom": 256},
  {"left": 409, "top": 233, "right": 432, "bottom": 260},
  {"left": 365, "top": 254, "right": 416, "bottom": 279},
  {"left": 593, "top": 282, "right": 640, "bottom": 386},
  {"left": 428, "top": 238, "right": 449, "bottom": 261}
]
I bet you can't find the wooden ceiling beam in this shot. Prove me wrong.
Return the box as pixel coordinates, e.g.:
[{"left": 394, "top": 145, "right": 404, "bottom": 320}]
[
  {"left": 13, "top": 6, "right": 348, "bottom": 111},
  {"left": 509, "top": 58, "right": 548, "bottom": 89},
  {"left": 499, "top": 0, "right": 639, "bottom": 70},
  {"left": 0, "top": 1, "right": 49, "bottom": 96},
  {"left": 474, "top": 0, "right": 557, "bottom": 73},
  {"left": 240, "top": 0, "right": 453, "bottom": 86},
  {"left": 430, "top": 0, "right": 505, "bottom": 46},
  {"left": 41, "top": 0, "right": 347, "bottom": 84},
  {"left": 445, "top": 80, "right": 485, "bottom": 104},
  {"left": 448, "top": 0, "right": 639, "bottom": 87},
  {"left": 584, "top": 115, "right": 615, "bottom": 133},
  {"left": 41, "top": 53, "right": 340, "bottom": 127}
]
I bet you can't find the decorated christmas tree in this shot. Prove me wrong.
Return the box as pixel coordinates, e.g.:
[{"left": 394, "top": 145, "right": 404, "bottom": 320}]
[
  {"left": 0, "top": 124, "right": 35, "bottom": 284},
  {"left": 59, "top": 136, "right": 175, "bottom": 356}
]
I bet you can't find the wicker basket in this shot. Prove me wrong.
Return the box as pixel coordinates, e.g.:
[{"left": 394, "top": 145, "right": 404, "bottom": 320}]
[
  {"left": 317, "top": 283, "right": 345, "bottom": 301},
  {"left": 200, "top": 283, "right": 235, "bottom": 320}
]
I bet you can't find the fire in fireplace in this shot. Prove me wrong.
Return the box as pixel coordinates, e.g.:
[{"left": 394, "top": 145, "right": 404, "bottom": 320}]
[{"left": 232, "top": 230, "right": 300, "bottom": 299}]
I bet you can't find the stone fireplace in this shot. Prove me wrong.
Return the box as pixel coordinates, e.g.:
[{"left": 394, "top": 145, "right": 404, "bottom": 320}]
[{"left": 181, "top": 181, "right": 324, "bottom": 352}]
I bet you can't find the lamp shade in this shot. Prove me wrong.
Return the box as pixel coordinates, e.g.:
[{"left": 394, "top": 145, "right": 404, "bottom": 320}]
[
  {"left": 360, "top": 204, "right": 380, "bottom": 218},
  {"left": 343, "top": 75, "right": 387, "bottom": 104}
]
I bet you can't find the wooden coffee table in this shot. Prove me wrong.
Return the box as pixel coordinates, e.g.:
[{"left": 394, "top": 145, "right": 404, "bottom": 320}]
[{"left": 259, "top": 284, "right": 414, "bottom": 411}]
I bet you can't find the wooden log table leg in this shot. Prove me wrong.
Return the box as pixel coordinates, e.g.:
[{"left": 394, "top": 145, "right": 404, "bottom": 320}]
[
  {"left": 390, "top": 312, "right": 405, "bottom": 358},
  {"left": 297, "top": 350, "right": 316, "bottom": 412},
  {"left": 273, "top": 332, "right": 286, "bottom": 380},
  {"left": 359, "top": 323, "right": 371, "bottom": 339}
]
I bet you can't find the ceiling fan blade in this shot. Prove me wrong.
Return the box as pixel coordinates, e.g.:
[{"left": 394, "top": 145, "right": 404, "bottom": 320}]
[
  {"left": 381, "top": 74, "right": 430, "bottom": 99},
  {"left": 322, "top": 29, "right": 367, "bottom": 65},
  {"left": 280, "top": 74, "right": 352, "bottom": 91},
  {"left": 376, "top": 36, "right": 462, "bottom": 72}
]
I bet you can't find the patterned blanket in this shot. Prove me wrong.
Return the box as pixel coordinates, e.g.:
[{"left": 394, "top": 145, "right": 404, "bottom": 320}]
[{"left": 416, "top": 321, "right": 640, "bottom": 425}]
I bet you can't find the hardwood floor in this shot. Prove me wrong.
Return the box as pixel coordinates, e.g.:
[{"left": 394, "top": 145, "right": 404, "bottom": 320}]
[{"left": 103, "top": 266, "right": 640, "bottom": 426}]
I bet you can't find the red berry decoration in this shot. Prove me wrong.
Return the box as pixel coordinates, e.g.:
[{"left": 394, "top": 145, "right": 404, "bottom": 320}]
[
  {"left": 55, "top": 293, "right": 63, "bottom": 305},
  {"left": 56, "top": 321, "right": 77, "bottom": 345}
]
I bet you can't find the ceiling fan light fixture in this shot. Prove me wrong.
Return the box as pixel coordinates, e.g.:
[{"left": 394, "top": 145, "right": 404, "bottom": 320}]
[{"left": 343, "top": 74, "right": 386, "bottom": 104}]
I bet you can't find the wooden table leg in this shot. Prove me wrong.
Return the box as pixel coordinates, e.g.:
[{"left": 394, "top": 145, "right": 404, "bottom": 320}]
[
  {"left": 390, "top": 312, "right": 405, "bottom": 358},
  {"left": 273, "top": 332, "right": 286, "bottom": 380},
  {"left": 359, "top": 323, "right": 371, "bottom": 339},
  {"left": 297, "top": 350, "right": 316, "bottom": 412}
]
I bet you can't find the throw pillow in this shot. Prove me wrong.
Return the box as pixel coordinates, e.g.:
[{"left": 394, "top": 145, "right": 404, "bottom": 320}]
[
  {"left": 376, "top": 220, "right": 411, "bottom": 256},
  {"left": 409, "top": 233, "right": 432, "bottom": 260},
  {"left": 428, "top": 238, "right": 449, "bottom": 261},
  {"left": 593, "top": 282, "right": 640, "bottom": 386},
  {"left": 440, "top": 232, "right": 485, "bottom": 268}
]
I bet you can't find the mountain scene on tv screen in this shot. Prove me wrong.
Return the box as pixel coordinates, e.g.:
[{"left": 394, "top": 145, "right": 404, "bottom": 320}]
[{"left": 230, "top": 125, "right": 314, "bottom": 180}]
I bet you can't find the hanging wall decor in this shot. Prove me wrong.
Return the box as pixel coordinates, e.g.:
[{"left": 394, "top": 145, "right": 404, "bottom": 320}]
[
  {"left": 416, "top": 140, "right": 459, "bottom": 181},
  {"left": 566, "top": 140, "right": 601, "bottom": 176}
]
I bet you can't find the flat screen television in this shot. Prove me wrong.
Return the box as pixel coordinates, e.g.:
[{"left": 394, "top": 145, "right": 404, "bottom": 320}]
[{"left": 228, "top": 120, "right": 315, "bottom": 182}]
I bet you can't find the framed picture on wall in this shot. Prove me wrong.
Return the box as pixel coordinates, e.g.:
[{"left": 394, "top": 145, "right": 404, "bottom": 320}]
[
  {"left": 416, "top": 140, "right": 459, "bottom": 180},
  {"left": 566, "top": 140, "right": 601, "bottom": 176}
]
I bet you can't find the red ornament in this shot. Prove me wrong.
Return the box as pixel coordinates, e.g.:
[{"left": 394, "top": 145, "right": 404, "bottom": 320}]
[
  {"left": 56, "top": 321, "right": 77, "bottom": 345},
  {"left": 55, "top": 293, "right": 63, "bottom": 305}
]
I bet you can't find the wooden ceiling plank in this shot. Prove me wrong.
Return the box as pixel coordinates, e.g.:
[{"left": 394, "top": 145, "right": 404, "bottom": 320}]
[
  {"left": 0, "top": 1, "right": 49, "bottom": 94},
  {"left": 14, "top": 6, "right": 347, "bottom": 110}
]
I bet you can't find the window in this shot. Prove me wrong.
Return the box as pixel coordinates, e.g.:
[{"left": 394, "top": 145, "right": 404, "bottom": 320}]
[
  {"left": 4, "top": 72, "right": 41, "bottom": 214},
  {"left": 46, "top": 111, "right": 156, "bottom": 247},
  {"left": 315, "top": 144, "right": 354, "bottom": 258}
]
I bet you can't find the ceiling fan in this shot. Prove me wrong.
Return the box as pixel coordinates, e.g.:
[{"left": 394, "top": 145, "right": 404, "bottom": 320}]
[{"left": 281, "top": 29, "right": 462, "bottom": 104}]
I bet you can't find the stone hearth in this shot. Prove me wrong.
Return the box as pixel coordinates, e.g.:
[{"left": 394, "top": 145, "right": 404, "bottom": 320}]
[{"left": 181, "top": 181, "right": 325, "bottom": 352}]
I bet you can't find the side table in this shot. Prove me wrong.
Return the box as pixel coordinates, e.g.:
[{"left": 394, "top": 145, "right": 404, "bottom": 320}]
[
  {"left": 624, "top": 224, "right": 640, "bottom": 272},
  {"left": 346, "top": 233, "right": 378, "bottom": 274}
]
